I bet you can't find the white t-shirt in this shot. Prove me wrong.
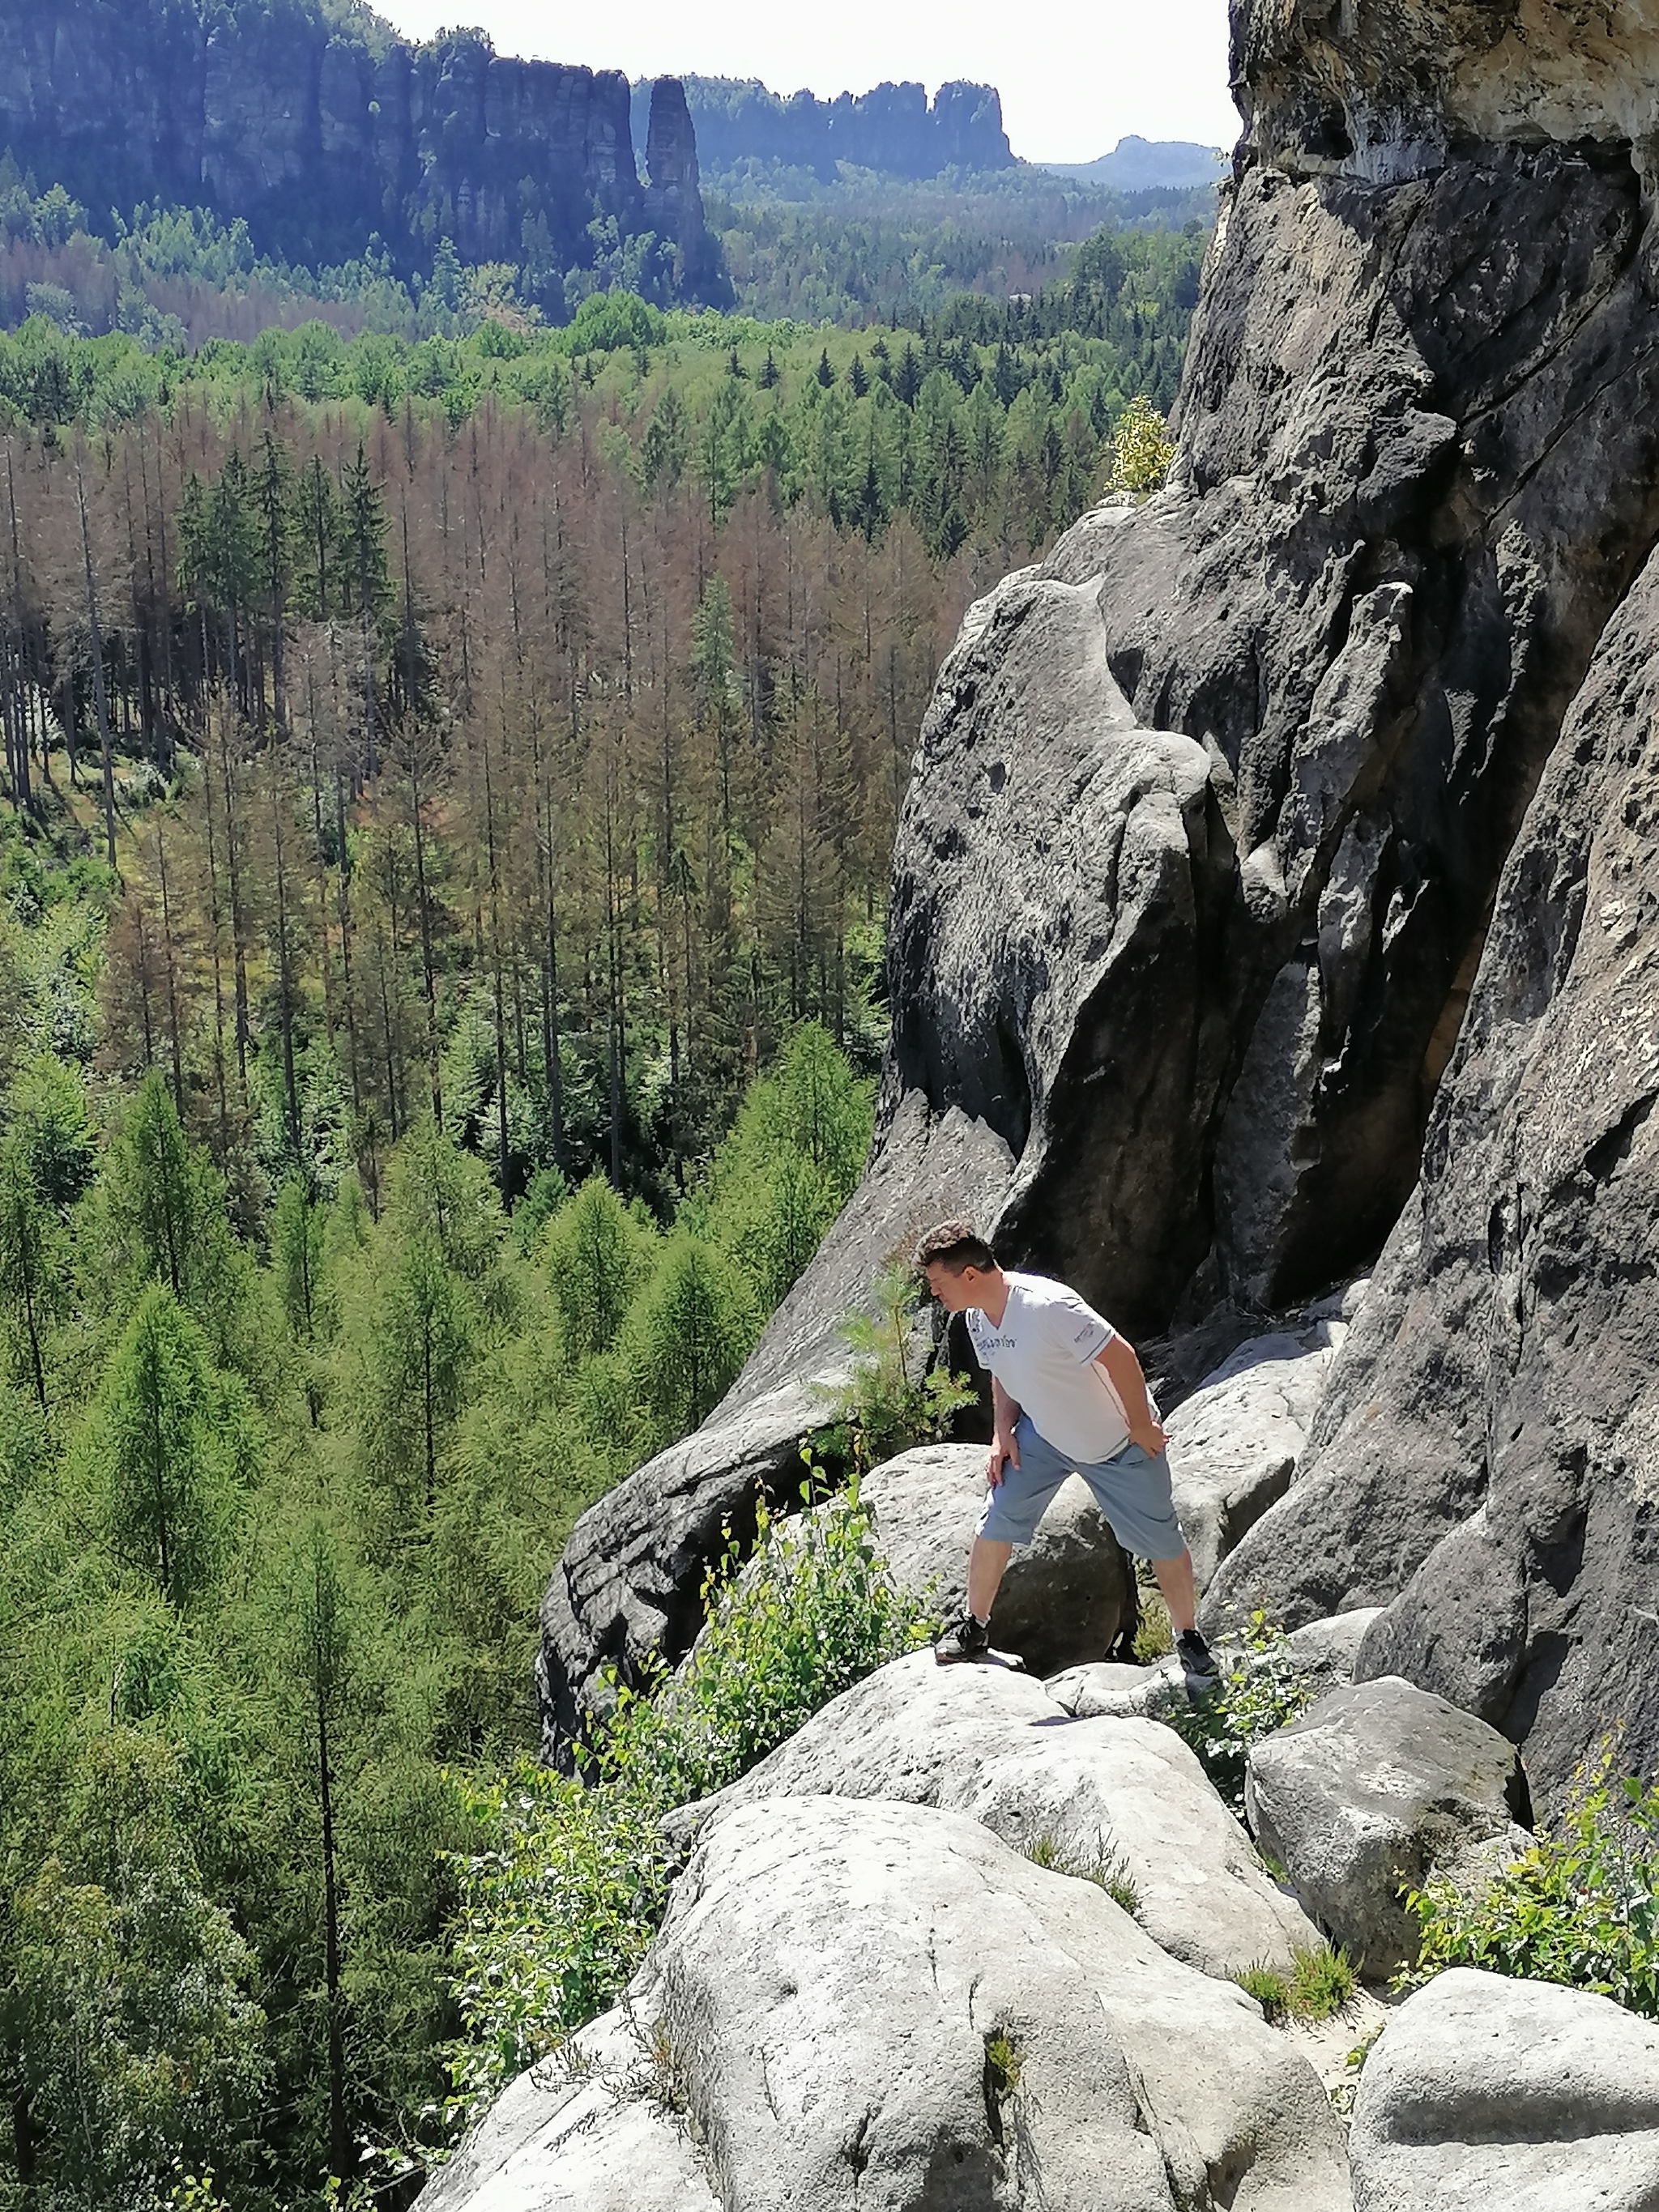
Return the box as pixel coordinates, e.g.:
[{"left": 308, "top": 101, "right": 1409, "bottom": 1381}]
[{"left": 965, "top": 1270, "right": 1131, "bottom": 1464}]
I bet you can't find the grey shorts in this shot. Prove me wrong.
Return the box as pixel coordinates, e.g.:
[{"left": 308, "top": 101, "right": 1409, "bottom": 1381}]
[{"left": 976, "top": 1414, "right": 1186, "bottom": 1560}]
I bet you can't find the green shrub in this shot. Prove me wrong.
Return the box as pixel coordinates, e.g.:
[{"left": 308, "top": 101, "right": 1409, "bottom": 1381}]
[
  {"left": 821, "top": 1263, "right": 976, "bottom": 1474},
  {"left": 1289, "top": 1940, "right": 1356, "bottom": 2020},
  {"left": 1162, "top": 1612, "right": 1315, "bottom": 1813},
  {"left": 441, "top": 1473, "right": 936, "bottom": 2126},
  {"left": 1403, "top": 1757, "right": 1659, "bottom": 2014},
  {"left": 1235, "top": 1964, "right": 1289, "bottom": 2023},
  {"left": 1235, "top": 1941, "right": 1353, "bottom": 2026}
]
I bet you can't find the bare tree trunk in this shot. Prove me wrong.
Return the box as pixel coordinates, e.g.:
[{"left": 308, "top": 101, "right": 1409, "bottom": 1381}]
[{"left": 76, "top": 466, "right": 117, "bottom": 870}]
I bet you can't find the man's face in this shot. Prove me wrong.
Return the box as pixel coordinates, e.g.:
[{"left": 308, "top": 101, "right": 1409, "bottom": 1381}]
[{"left": 924, "top": 1261, "right": 980, "bottom": 1313}]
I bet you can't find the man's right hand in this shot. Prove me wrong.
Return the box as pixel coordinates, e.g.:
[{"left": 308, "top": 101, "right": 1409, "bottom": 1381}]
[{"left": 987, "top": 1429, "right": 1020, "bottom": 1488}]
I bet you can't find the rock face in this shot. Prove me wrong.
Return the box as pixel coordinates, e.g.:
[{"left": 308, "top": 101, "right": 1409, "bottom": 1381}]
[
  {"left": 1209, "top": 542, "right": 1659, "bottom": 1804},
  {"left": 1349, "top": 1968, "right": 1659, "bottom": 2212},
  {"left": 1243, "top": 1677, "right": 1532, "bottom": 1975},
  {"left": 536, "top": 1097, "right": 1012, "bottom": 1758},
  {"left": 646, "top": 1794, "right": 1353, "bottom": 2211},
  {"left": 689, "top": 1651, "right": 1321, "bottom": 1979},
  {"left": 659, "top": 75, "right": 1015, "bottom": 183},
  {"left": 1165, "top": 1310, "right": 1350, "bottom": 1592},
  {"left": 0, "top": 0, "right": 721, "bottom": 303},
  {"left": 845, "top": 1442, "right": 1132, "bottom": 1674},
  {"left": 873, "top": 6, "right": 1659, "bottom": 1334}
]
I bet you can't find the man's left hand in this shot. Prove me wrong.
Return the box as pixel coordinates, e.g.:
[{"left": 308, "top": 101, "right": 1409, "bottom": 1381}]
[{"left": 1131, "top": 1418, "right": 1167, "bottom": 1455}]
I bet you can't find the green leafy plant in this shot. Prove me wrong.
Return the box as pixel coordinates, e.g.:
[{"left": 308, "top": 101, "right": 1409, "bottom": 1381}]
[
  {"left": 821, "top": 1263, "right": 977, "bottom": 1474},
  {"left": 1402, "top": 1754, "right": 1659, "bottom": 2014},
  {"left": 1162, "top": 1612, "right": 1315, "bottom": 1813},
  {"left": 1107, "top": 392, "right": 1176, "bottom": 495},
  {"left": 441, "top": 1473, "right": 936, "bottom": 2126},
  {"left": 1328, "top": 2022, "right": 1384, "bottom": 2118}
]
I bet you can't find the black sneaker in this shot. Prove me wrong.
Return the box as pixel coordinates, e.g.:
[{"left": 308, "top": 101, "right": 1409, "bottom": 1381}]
[
  {"left": 1175, "top": 1629, "right": 1220, "bottom": 1687},
  {"left": 934, "top": 1613, "right": 992, "bottom": 1665}
]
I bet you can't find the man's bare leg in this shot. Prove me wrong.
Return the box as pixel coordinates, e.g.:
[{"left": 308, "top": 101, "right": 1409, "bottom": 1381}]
[
  {"left": 966, "top": 1536, "right": 1013, "bottom": 1623},
  {"left": 1150, "top": 1549, "right": 1198, "bottom": 1637}
]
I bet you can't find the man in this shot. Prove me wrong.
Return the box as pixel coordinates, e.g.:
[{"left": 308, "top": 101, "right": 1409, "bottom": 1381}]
[{"left": 916, "top": 1220, "right": 1218, "bottom": 1684}]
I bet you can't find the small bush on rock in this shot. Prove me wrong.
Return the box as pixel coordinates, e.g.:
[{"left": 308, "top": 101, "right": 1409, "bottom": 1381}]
[
  {"left": 1403, "top": 1756, "right": 1659, "bottom": 2015},
  {"left": 1235, "top": 1942, "right": 1354, "bottom": 2026},
  {"left": 441, "top": 1474, "right": 936, "bottom": 2127},
  {"left": 1163, "top": 1612, "right": 1315, "bottom": 1812},
  {"left": 821, "top": 1264, "right": 976, "bottom": 1474}
]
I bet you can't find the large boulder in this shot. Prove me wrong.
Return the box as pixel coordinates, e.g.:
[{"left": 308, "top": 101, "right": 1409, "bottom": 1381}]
[
  {"left": 415, "top": 2002, "right": 718, "bottom": 2212},
  {"left": 1350, "top": 1967, "right": 1659, "bottom": 2212},
  {"left": 1244, "top": 1677, "right": 1532, "bottom": 1975},
  {"left": 684, "top": 1650, "right": 1320, "bottom": 1980},
  {"left": 1165, "top": 1307, "right": 1352, "bottom": 1593},
  {"left": 1047, "top": 1605, "right": 1384, "bottom": 1724},
  {"left": 1205, "top": 536, "right": 1659, "bottom": 1807},
  {"left": 646, "top": 1793, "right": 1353, "bottom": 2211},
  {"left": 852, "top": 1442, "right": 1132, "bottom": 1673},
  {"left": 535, "top": 1094, "right": 1012, "bottom": 1759}
]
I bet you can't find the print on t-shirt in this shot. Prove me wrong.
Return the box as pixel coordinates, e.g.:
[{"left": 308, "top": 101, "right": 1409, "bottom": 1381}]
[{"left": 966, "top": 1271, "right": 1132, "bottom": 1467}]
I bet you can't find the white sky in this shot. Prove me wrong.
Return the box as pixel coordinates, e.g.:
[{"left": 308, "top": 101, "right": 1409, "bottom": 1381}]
[{"left": 375, "top": 0, "right": 1239, "bottom": 166}]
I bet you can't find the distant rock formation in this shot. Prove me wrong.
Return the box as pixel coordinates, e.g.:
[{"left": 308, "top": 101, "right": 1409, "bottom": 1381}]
[
  {"left": 1042, "top": 136, "right": 1228, "bottom": 191},
  {"left": 0, "top": 0, "right": 723, "bottom": 306},
  {"left": 637, "top": 75, "right": 1015, "bottom": 183}
]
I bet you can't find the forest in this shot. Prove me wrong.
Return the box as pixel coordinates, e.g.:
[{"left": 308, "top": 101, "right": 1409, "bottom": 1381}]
[{"left": 0, "top": 246, "right": 1194, "bottom": 2211}]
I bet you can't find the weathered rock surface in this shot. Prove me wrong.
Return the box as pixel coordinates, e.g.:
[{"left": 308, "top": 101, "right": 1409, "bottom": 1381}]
[
  {"left": 848, "top": 1442, "right": 1132, "bottom": 1674},
  {"left": 1349, "top": 1968, "right": 1659, "bottom": 2212},
  {"left": 1244, "top": 1678, "right": 1531, "bottom": 1974},
  {"left": 0, "top": 0, "right": 723, "bottom": 304},
  {"left": 1166, "top": 1314, "right": 1349, "bottom": 1592},
  {"left": 1205, "top": 535, "right": 1659, "bottom": 1805},
  {"left": 1047, "top": 1605, "right": 1384, "bottom": 1724},
  {"left": 874, "top": 2, "right": 1659, "bottom": 1339},
  {"left": 684, "top": 1651, "right": 1320, "bottom": 1978},
  {"left": 536, "top": 1096, "right": 1012, "bottom": 1758},
  {"left": 416, "top": 2002, "right": 717, "bottom": 2212},
  {"left": 645, "top": 1794, "right": 1352, "bottom": 2211}
]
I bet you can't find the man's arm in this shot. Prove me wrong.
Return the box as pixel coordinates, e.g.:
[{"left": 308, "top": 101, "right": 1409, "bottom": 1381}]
[
  {"left": 987, "top": 1375, "right": 1022, "bottom": 1486},
  {"left": 1094, "top": 1334, "right": 1166, "bottom": 1455}
]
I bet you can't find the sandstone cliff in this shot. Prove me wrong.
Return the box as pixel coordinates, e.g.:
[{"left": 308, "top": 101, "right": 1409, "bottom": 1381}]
[
  {"left": 540, "top": 0, "right": 1659, "bottom": 1801},
  {"left": 0, "top": 0, "right": 722, "bottom": 305},
  {"left": 652, "top": 75, "right": 1015, "bottom": 184}
]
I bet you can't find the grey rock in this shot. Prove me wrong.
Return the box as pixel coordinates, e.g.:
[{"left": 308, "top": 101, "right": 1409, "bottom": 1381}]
[
  {"left": 536, "top": 1095, "right": 1012, "bottom": 1759},
  {"left": 688, "top": 1651, "right": 1320, "bottom": 1979},
  {"left": 1283, "top": 1609, "right": 1384, "bottom": 1690},
  {"left": 1244, "top": 1677, "right": 1532, "bottom": 1975},
  {"left": 1045, "top": 1657, "right": 1194, "bottom": 1724},
  {"left": 416, "top": 2003, "right": 717, "bottom": 2212},
  {"left": 0, "top": 2, "right": 723, "bottom": 309},
  {"left": 852, "top": 1441, "right": 1131, "bottom": 1674},
  {"left": 1350, "top": 1968, "right": 1659, "bottom": 2212},
  {"left": 1207, "top": 535, "right": 1659, "bottom": 1807},
  {"left": 646, "top": 1793, "right": 1353, "bottom": 2211},
  {"left": 1165, "top": 1317, "right": 1346, "bottom": 1592},
  {"left": 879, "top": 4, "right": 1659, "bottom": 1342}
]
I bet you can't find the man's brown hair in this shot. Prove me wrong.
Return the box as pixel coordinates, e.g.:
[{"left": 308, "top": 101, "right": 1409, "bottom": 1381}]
[{"left": 914, "top": 1220, "right": 996, "bottom": 1276}]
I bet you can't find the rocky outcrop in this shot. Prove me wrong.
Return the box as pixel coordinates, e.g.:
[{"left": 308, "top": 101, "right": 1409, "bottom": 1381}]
[
  {"left": 1244, "top": 1678, "right": 1532, "bottom": 1974},
  {"left": 659, "top": 75, "right": 1014, "bottom": 184},
  {"left": 1207, "top": 536, "right": 1659, "bottom": 1805},
  {"left": 415, "top": 2002, "right": 719, "bottom": 2212},
  {"left": 680, "top": 1652, "right": 1322, "bottom": 1979},
  {"left": 1349, "top": 1968, "right": 1659, "bottom": 2212},
  {"left": 0, "top": 0, "right": 721, "bottom": 302},
  {"left": 645, "top": 1796, "right": 1353, "bottom": 2211},
  {"left": 875, "top": 14, "right": 1659, "bottom": 1333},
  {"left": 536, "top": 1096, "right": 1012, "bottom": 1758}
]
